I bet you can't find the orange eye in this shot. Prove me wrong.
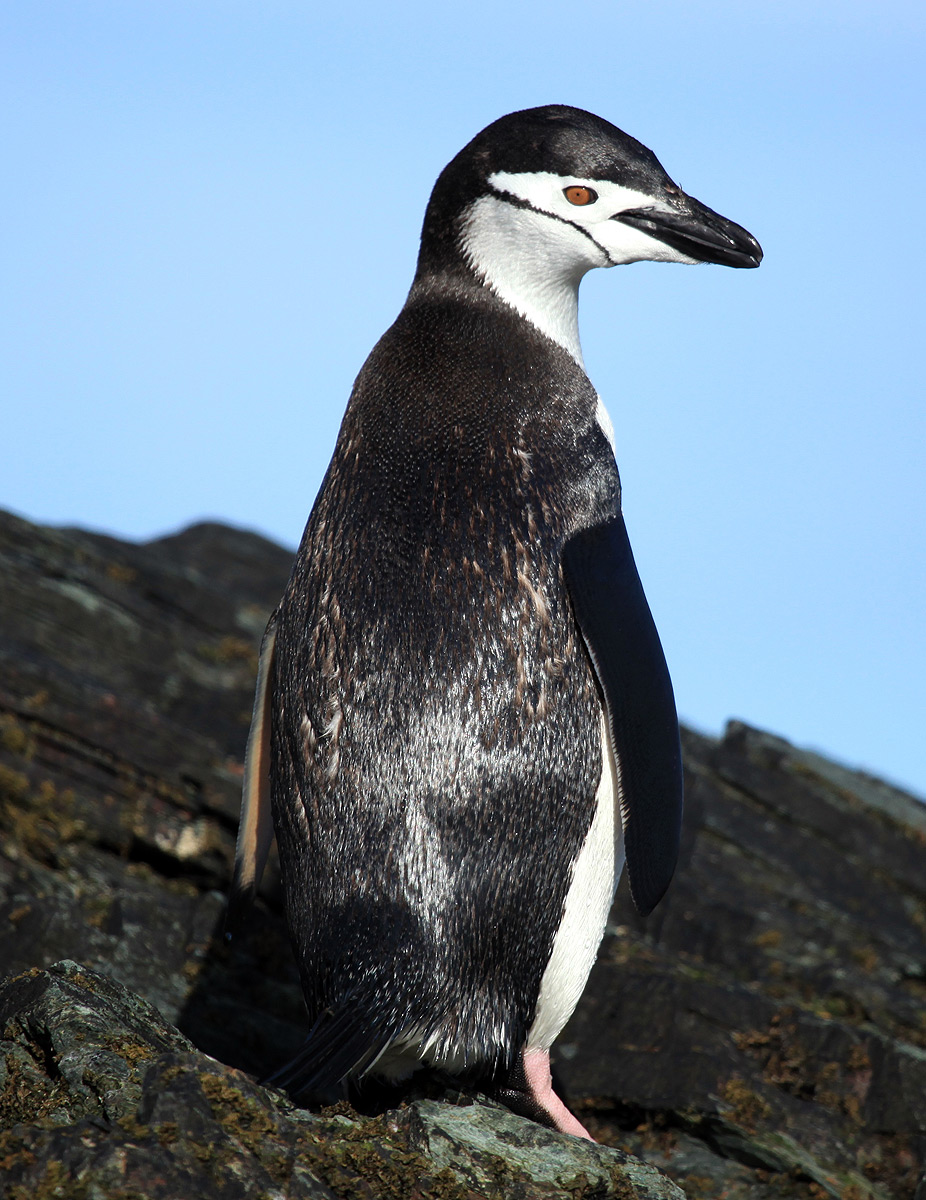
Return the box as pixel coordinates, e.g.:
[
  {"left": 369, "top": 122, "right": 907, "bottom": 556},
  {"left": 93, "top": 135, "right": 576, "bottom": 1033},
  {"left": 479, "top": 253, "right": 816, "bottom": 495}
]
[{"left": 563, "top": 185, "right": 597, "bottom": 206}]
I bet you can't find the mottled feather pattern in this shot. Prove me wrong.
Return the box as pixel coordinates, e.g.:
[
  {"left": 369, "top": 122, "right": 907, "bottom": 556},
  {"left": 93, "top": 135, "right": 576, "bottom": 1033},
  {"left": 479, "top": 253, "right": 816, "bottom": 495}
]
[{"left": 270, "top": 279, "right": 620, "bottom": 1074}]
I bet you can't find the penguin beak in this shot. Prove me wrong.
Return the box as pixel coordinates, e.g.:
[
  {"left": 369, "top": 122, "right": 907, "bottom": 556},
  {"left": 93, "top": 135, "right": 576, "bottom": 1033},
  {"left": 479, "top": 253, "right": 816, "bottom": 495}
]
[{"left": 614, "top": 193, "right": 763, "bottom": 268}]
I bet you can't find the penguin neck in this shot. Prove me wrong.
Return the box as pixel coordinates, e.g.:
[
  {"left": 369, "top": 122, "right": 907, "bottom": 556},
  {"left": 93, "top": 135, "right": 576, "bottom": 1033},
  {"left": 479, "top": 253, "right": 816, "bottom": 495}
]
[
  {"left": 407, "top": 212, "right": 618, "bottom": 455},
  {"left": 454, "top": 194, "right": 606, "bottom": 369}
]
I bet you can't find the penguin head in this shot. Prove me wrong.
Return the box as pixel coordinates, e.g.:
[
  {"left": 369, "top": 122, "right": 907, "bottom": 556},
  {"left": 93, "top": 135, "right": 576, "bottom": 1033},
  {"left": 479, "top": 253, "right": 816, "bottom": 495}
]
[{"left": 414, "top": 106, "right": 761, "bottom": 359}]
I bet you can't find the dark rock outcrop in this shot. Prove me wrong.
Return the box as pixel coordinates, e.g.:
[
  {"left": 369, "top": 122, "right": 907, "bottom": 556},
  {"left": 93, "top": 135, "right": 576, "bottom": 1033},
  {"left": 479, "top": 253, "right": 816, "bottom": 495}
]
[
  {"left": 1, "top": 961, "right": 680, "bottom": 1198},
  {"left": 1, "top": 507, "right": 924, "bottom": 1198}
]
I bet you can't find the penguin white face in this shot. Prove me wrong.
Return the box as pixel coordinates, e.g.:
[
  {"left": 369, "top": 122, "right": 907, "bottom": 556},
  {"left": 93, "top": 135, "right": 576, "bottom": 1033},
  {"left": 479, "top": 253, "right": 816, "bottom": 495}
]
[
  {"left": 460, "top": 171, "right": 697, "bottom": 365},
  {"left": 461, "top": 189, "right": 602, "bottom": 365},
  {"left": 485, "top": 170, "right": 702, "bottom": 268}
]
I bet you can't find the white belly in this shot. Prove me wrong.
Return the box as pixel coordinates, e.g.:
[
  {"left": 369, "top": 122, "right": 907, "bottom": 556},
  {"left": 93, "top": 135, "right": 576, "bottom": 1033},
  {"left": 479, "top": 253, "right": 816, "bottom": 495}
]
[{"left": 527, "top": 711, "right": 624, "bottom": 1051}]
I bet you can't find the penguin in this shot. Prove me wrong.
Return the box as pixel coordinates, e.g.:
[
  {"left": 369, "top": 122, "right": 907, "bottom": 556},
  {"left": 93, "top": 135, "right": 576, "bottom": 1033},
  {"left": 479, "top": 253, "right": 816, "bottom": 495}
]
[{"left": 229, "top": 104, "right": 761, "bottom": 1140}]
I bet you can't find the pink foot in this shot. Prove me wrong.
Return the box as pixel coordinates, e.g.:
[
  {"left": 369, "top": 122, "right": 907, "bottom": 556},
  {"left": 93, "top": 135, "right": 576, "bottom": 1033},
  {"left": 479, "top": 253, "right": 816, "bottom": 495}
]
[{"left": 495, "top": 1047, "right": 595, "bottom": 1141}]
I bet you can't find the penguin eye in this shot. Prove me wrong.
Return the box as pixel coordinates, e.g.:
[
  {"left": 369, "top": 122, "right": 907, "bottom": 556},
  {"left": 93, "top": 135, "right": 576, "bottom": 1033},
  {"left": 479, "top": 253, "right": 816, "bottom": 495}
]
[{"left": 563, "top": 185, "right": 598, "bottom": 206}]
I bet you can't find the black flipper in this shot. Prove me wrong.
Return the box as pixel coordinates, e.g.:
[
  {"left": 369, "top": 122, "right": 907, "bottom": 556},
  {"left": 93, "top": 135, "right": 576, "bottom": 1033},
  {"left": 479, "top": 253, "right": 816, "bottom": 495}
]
[{"left": 562, "top": 514, "right": 683, "bottom": 916}]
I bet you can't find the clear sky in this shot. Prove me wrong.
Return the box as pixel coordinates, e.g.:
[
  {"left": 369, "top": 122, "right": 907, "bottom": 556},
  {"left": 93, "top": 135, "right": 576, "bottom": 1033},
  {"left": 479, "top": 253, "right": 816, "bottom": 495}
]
[{"left": 4, "top": 2, "right": 924, "bottom": 799}]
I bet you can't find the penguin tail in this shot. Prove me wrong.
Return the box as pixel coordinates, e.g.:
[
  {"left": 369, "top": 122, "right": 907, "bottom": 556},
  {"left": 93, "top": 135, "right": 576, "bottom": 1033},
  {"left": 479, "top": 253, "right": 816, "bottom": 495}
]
[{"left": 262, "top": 1004, "right": 396, "bottom": 1100}]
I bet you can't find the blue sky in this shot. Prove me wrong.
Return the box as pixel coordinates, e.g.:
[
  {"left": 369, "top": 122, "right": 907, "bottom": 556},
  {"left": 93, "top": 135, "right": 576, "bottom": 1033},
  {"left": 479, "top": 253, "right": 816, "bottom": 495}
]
[{"left": 3, "top": 2, "right": 924, "bottom": 798}]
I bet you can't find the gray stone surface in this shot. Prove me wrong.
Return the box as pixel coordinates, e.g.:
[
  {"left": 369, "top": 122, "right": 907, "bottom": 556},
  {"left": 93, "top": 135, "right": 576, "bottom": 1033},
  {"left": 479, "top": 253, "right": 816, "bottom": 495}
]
[
  {"left": 0, "top": 961, "right": 681, "bottom": 1199},
  {"left": 2, "top": 507, "right": 924, "bottom": 1197}
]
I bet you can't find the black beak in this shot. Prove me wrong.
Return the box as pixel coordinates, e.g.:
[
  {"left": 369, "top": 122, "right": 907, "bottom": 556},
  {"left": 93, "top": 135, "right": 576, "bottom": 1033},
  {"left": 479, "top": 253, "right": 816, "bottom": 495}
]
[{"left": 615, "top": 193, "right": 762, "bottom": 269}]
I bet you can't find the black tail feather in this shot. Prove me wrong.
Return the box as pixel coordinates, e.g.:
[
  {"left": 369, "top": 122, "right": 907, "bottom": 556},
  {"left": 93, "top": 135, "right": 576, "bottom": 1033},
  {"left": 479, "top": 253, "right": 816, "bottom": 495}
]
[{"left": 263, "top": 1003, "right": 399, "bottom": 1099}]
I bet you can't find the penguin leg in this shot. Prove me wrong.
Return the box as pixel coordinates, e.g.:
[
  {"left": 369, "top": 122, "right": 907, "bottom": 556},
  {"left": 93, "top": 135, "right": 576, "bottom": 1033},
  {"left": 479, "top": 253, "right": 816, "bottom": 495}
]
[{"left": 494, "top": 1047, "right": 594, "bottom": 1141}]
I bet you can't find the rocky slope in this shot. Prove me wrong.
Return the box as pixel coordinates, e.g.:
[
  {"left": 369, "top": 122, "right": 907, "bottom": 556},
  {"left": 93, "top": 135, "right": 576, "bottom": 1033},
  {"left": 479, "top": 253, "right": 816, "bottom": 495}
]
[{"left": 1, "top": 507, "right": 924, "bottom": 1198}]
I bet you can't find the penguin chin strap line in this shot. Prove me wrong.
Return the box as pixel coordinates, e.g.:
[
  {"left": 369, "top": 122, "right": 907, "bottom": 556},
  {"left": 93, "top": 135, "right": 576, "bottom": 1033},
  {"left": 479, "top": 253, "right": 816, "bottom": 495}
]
[{"left": 486, "top": 186, "right": 618, "bottom": 268}]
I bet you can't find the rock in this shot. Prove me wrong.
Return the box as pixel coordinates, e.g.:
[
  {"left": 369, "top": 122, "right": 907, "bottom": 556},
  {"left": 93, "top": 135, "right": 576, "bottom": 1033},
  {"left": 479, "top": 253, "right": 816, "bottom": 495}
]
[
  {"left": 0, "top": 961, "right": 681, "bottom": 1199},
  {"left": 0, "top": 507, "right": 303, "bottom": 1069},
  {"left": 1, "top": 507, "right": 924, "bottom": 1198}
]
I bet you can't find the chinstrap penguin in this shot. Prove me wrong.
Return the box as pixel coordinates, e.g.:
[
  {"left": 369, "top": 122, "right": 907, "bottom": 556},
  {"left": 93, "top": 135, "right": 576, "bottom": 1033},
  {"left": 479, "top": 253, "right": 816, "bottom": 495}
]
[{"left": 229, "top": 104, "right": 762, "bottom": 1140}]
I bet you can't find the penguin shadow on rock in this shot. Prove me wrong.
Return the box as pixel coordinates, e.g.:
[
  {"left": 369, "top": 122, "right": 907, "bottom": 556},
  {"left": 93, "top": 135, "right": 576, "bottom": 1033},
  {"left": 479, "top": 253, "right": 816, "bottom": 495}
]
[
  {"left": 175, "top": 853, "right": 307, "bottom": 1082},
  {"left": 180, "top": 105, "right": 759, "bottom": 1139}
]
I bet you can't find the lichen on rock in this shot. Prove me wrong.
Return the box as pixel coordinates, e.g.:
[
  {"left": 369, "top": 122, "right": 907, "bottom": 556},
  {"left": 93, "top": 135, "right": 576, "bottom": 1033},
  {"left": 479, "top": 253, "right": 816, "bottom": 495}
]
[{"left": 0, "top": 962, "right": 681, "bottom": 1199}]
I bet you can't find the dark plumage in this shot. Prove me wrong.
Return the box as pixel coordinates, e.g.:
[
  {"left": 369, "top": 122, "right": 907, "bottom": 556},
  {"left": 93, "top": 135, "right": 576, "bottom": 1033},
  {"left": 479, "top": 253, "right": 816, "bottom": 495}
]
[{"left": 230, "top": 105, "right": 761, "bottom": 1137}]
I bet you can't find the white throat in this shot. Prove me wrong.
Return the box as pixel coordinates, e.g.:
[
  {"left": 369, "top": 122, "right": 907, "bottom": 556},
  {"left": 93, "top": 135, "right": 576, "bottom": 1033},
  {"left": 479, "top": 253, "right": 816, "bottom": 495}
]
[{"left": 460, "top": 194, "right": 608, "bottom": 367}]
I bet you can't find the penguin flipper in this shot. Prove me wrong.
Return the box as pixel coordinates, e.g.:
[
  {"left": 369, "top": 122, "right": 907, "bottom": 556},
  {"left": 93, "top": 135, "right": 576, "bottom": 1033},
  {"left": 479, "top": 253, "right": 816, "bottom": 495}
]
[
  {"left": 226, "top": 614, "right": 278, "bottom": 933},
  {"left": 562, "top": 515, "right": 683, "bottom": 916}
]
